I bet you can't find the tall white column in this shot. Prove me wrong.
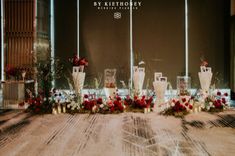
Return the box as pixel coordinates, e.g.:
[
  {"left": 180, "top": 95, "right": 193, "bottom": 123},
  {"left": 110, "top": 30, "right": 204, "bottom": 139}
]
[
  {"left": 77, "top": 0, "right": 79, "bottom": 56},
  {"left": 185, "top": 0, "right": 189, "bottom": 77},
  {"left": 130, "top": 0, "right": 133, "bottom": 88},
  {"left": 50, "top": 0, "right": 55, "bottom": 87},
  {"left": 1, "top": 0, "right": 4, "bottom": 81}
]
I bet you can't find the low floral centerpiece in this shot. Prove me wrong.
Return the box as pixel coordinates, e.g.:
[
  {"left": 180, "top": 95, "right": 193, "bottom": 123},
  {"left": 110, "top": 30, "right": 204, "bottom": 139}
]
[
  {"left": 161, "top": 96, "right": 194, "bottom": 117},
  {"left": 203, "top": 91, "right": 229, "bottom": 112}
]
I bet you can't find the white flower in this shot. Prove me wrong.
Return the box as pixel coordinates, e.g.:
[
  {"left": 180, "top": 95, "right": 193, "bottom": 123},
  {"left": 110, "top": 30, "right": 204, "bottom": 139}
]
[{"left": 100, "top": 104, "right": 104, "bottom": 108}]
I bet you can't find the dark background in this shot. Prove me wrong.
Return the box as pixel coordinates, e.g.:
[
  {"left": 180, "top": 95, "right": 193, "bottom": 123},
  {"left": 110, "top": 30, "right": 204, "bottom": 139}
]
[{"left": 50, "top": 0, "right": 231, "bottom": 88}]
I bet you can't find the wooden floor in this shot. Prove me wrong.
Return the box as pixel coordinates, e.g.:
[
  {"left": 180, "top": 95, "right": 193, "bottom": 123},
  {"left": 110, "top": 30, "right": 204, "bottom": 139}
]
[{"left": 0, "top": 110, "right": 235, "bottom": 156}]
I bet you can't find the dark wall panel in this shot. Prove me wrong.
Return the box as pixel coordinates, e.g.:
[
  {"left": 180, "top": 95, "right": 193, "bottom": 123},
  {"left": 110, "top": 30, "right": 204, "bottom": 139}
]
[
  {"left": 54, "top": 0, "right": 77, "bottom": 88},
  {"left": 133, "top": 0, "right": 185, "bottom": 88},
  {"left": 80, "top": 0, "right": 130, "bottom": 88},
  {"left": 54, "top": 0, "right": 231, "bottom": 89},
  {"left": 188, "top": 0, "right": 230, "bottom": 88}
]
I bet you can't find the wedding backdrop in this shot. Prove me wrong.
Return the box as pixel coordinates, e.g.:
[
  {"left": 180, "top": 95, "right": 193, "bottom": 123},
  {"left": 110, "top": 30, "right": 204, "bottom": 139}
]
[
  {"left": 0, "top": 0, "right": 234, "bottom": 110},
  {"left": 1, "top": 1, "right": 235, "bottom": 155},
  {"left": 54, "top": 0, "right": 231, "bottom": 89}
]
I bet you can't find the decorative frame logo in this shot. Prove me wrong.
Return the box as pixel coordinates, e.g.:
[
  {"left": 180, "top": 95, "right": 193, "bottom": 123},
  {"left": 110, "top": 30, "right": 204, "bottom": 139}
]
[
  {"left": 114, "top": 12, "right": 121, "bottom": 19},
  {"left": 93, "top": 1, "right": 142, "bottom": 10}
]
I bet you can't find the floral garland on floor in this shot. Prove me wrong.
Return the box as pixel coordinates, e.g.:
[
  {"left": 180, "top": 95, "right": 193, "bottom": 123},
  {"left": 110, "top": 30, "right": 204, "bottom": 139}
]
[
  {"left": 160, "top": 90, "right": 230, "bottom": 117},
  {"left": 66, "top": 93, "right": 154, "bottom": 114}
]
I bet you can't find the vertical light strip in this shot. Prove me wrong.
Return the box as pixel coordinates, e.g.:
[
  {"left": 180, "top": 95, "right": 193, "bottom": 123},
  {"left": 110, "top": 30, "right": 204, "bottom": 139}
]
[
  {"left": 185, "top": 0, "right": 189, "bottom": 77},
  {"left": 34, "top": 0, "right": 38, "bottom": 94},
  {"left": 77, "top": 0, "right": 79, "bottom": 56},
  {"left": 1, "top": 0, "right": 4, "bottom": 81},
  {"left": 130, "top": 0, "right": 133, "bottom": 88},
  {"left": 50, "top": 0, "right": 55, "bottom": 87}
]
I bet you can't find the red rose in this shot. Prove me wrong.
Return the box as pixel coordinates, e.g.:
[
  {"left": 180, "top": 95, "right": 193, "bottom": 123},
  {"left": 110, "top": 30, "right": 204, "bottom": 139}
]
[
  {"left": 185, "top": 103, "right": 189, "bottom": 106},
  {"left": 189, "top": 105, "right": 193, "bottom": 109},
  {"left": 173, "top": 105, "right": 180, "bottom": 112},
  {"left": 221, "top": 98, "right": 226, "bottom": 104},
  {"left": 217, "top": 91, "right": 221, "bottom": 96},
  {"left": 182, "top": 98, "right": 186, "bottom": 103},
  {"left": 97, "top": 98, "right": 103, "bottom": 104},
  {"left": 84, "top": 94, "right": 89, "bottom": 98},
  {"left": 118, "top": 105, "right": 124, "bottom": 112},
  {"left": 175, "top": 101, "right": 180, "bottom": 106},
  {"left": 134, "top": 96, "right": 138, "bottom": 100},
  {"left": 224, "top": 93, "right": 228, "bottom": 97},
  {"left": 142, "top": 95, "right": 146, "bottom": 99},
  {"left": 179, "top": 104, "right": 185, "bottom": 111},
  {"left": 201, "top": 61, "right": 208, "bottom": 67},
  {"left": 116, "top": 96, "right": 121, "bottom": 101},
  {"left": 110, "top": 106, "right": 115, "bottom": 112}
]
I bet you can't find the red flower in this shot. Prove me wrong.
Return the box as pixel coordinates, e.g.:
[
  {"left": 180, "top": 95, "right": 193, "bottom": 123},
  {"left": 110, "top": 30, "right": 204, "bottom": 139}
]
[
  {"left": 182, "top": 98, "right": 186, "bottom": 103},
  {"left": 201, "top": 61, "right": 208, "bottom": 67},
  {"left": 217, "top": 91, "right": 221, "bottom": 96},
  {"left": 110, "top": 106, "right": 115, "bottom": 112},
  {"left": 97, "top": 98, "right": 103, "bottom": 104},
  {"left": 84, "top": 100, "right": 92, "bottom": 110},
  {"left": 179, "top": 104, "right": 186, "bottom": 111},
  {"left": 118, "top": 105, "right": 124, "bottom": 112},
  {"left": 142, "top": 95, "right": 146, "bottom": 99},
  {"left": 84, "top": 94, "right": 89, "bottom": 98},
  {"left": 224, "top": 93, "right": 228, "bottom": 97},
  {"left": 116, "top": 96, "right": 121, "bottom": 101},
  {"left": 134, "top": 96, "right": 138, "bottom": 100},
  {"left": 221, "top": 98, "right": 226, "bottom": 104},
  {"left": 189, "top": 105, "right": 193, "bottom": 109},
  {"left": 175, "top": 101, "right": 180, "bottom": 106},
  {"left": 79, "top": 58, "right": 88, "bottom": 66},
  {"left": 185, "top": 103, "right": 189, "bottom": 106}
]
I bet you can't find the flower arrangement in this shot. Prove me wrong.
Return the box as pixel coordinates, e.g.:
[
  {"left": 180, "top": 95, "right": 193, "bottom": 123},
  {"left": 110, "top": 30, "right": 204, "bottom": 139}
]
[
  {"left": 65, "top": 92, "right": 155, "bottom": 114},
  {"left": 19, "top": 91, "right": 53, "bottom": 114},
  {"left": 124, "top": 95, "right": 154, "bottom": 113},
  {"left": 162, "top": 96, "right": 193, "bottom": 117},
  {"left": 5, "top": 65, "right": 27, "bottom": 80},
  {"left": 203, "top": 91, "right": 229, "bottom": 112},
  {"left": 70, "top": 54, "right": 88, "bottom": 67},
  {"left": 67, "top": 94, "right": 125, "bottom": 114}
]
